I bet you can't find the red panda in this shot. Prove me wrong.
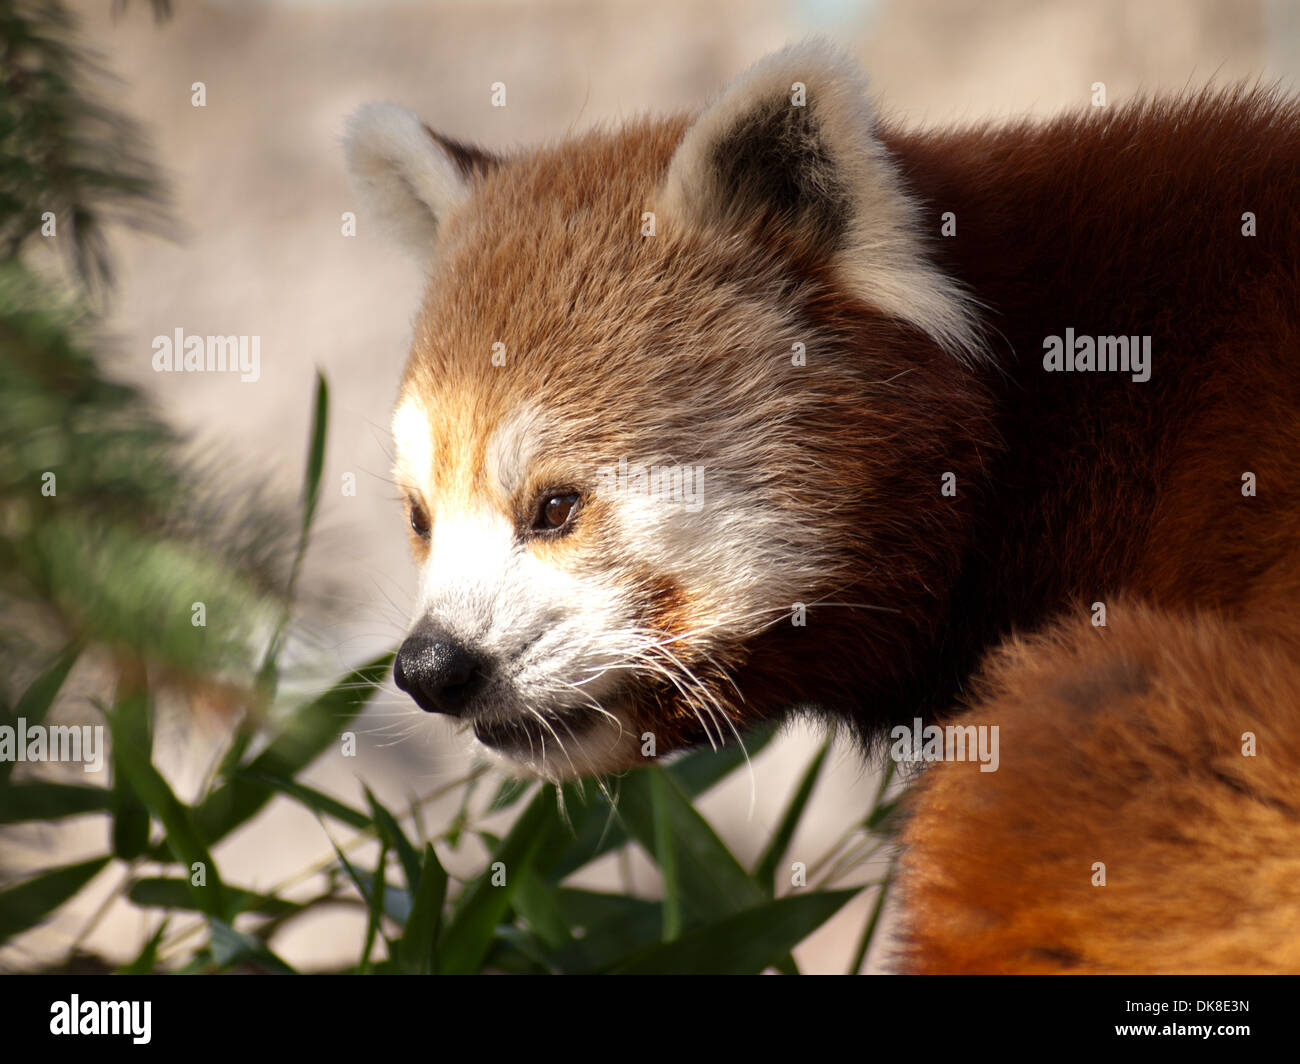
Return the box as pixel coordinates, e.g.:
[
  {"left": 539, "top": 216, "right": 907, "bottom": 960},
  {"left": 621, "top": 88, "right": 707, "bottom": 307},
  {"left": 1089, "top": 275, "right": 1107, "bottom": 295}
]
[{"left": 344, "top": 40, "right": 1300, "bottom": 973}]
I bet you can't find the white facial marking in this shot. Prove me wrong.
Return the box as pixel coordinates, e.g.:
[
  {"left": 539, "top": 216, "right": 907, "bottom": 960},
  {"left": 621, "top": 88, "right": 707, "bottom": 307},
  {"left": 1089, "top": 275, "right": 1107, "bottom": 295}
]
[
  {"left": 392, "top": 396, "right": 434, "bottom": 492},
  {"left": 411, "top": 502, "right": 645, "bottom": 774},
  {"left": 484, "top": 404, "right": 548, "bottom": 503},
  {"left": 393, "top": 396, "right": 837, "bottom": 779}
]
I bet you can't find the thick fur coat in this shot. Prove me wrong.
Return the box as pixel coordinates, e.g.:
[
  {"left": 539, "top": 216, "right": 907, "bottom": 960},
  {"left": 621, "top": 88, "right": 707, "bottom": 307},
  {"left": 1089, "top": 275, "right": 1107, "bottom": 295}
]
[{"left": 345, "top": 42, "right": 1300, "bottom": 973}]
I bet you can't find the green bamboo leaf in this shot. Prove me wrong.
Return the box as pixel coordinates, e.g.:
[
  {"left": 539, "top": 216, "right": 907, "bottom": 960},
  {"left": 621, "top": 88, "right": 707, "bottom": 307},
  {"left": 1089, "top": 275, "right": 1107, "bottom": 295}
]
[
  {"left": 127, "top": 877, "right": 297, "bottom": 918},
  {"left": 365, "top": 786, "right": 421, "bottom": 890},
  {"left": 863, "top": 758, "right": 899, "bottom": 834},
  {"left": 754, "top": 739, "right": 830, "bottom": 892},
  {"left": 649, "top": 768, "right": 682, "bottom": 941},
  {"left": 208, "top": 917, "right": 297, "bottom": 974},
  {"left": 444, "top": 763, "right": 485, "bottom": 849},
  {"left": 773, "top": 953, "right": 801, "bottom": 976},
  {"left": 111, "top": 690, "right": 152, "bottom": 860},
  {"left": 173, "top": 951, "right": 215, "bottom": 975},
  {"left": 614, "top": 766, "right": 766, "bottom": 924},
  {"left": 0, "top": 647, "right": 79, "bottom": 786},
  {"left": 848, "top": 866, "right": 895, "bottom": 975},
  {"left": 0, "top": 781, "right": 112, "bottom": 823},
  {"left": 300, "top": 371, "right": 329, "bottom": 537},
  {"left": 257, "top": 370, "right": 329, "bottom": 691},
  {"left": 360, "top": 841, "right": 388, "bottom": 974},
  {"left": 353, "top": 871, "right": 412, "bottom": 924},
  {"left": 666, "top": 721, "right": 779, "bottom": 795},
  {"left": 111, "top": 786, "right": 152, "bottom": 859},
  {"left": 544, "top": 890, "right": 663, "bottom": 973},
  {"left": 483, "top": 927, "right": 554, "bottom": 974},
  {"left": 118, "top": 917, "right": 169, "bottom": 975},
  {"left": 11, "top": 646, "right": 80, "bottom": 723},
  {"left": 397, "top": 843, "right": 448, "bottom": 974},
  {"left": 323, "top": 830, "right": 410, "bottom": 956},
  {"left": 511, "top": 867, "right": 572, "bottom": 953},
  {"left": 324, "top": 834, "right": 412, "bottom": 927},
  {"left": 189, "top": 651, "right": 392, "bottom": 848},
  {"left": 325, "top": 833, "right": 369, "bottom": 902},
  {"left": 542, "top": 724, "right": 779, "bottom": 883},
  {"left": 554, "top": 889, "right": 663, "bottom": 929},
  {"left": 864, "top": 795, "right": 901, "bottom": 833},
  {"left": 533, "top": 780, "right": 624, "bottom": 882},
  {"left": 107, "top": 699, "right": 229, "bottom": 919},
  {"left": 487, "top": 775, "right": 533, "bottom": 813},
  {"left": 612, "top": 890, "right": 859, "bottom": 974},
  {"left": 0, "top": 856, "right": 110, "bottom": 946},
  {"left": 437, "top": 788, "right": 556, "bottom": 974},
  {"left": 239, "top": 771, "right": 370, "bottom": 830}
]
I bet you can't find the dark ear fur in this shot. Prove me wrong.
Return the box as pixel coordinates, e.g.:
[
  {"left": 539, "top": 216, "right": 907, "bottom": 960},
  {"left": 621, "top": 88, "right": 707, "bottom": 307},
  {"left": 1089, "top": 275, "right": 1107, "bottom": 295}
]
[
  {"left": 704, "top": 90, "right": 853, "bottom": 249},
  {"left": 660, "top": 40, "right": 984, "bottom": 361},
  {"left": 426, "top": 128, "right": 498, "bottom": 183}
]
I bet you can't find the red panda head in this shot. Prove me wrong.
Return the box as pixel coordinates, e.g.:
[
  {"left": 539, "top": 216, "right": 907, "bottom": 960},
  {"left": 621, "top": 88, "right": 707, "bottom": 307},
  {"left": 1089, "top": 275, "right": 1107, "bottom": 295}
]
[{"left": 345, "top": 41, "right": 990, "bottom": 778}]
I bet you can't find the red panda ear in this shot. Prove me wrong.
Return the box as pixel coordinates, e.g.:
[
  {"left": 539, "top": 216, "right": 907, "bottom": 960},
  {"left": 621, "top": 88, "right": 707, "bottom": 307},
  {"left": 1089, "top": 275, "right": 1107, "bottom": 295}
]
[
  {"left": 660, "top": 39, "right": 983, "bottom": 362},
  {"left": 344, "top": 103, "right": 498, "bottom": 260}
]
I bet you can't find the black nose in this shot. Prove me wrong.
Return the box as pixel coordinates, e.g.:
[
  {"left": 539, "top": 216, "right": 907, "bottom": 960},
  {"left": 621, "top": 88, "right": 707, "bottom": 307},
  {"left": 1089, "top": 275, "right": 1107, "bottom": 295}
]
[{"left": 393, "top": 625, "right": 488, "bottom": 716}]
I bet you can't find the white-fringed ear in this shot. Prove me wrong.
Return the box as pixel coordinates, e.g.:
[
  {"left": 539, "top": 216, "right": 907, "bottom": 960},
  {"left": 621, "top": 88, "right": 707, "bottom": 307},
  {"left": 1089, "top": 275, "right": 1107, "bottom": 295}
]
[
  {"left": 344, "top": 103, "right": 497, "bottom": 260},
  {"left": 660, "top": 40, "right": 983, "bottom": 361}
]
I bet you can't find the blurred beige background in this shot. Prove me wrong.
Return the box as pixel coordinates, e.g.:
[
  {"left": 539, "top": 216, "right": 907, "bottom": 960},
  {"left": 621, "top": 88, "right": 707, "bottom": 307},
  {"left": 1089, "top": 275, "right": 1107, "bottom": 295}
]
[{"left": 6, "top": 0, "right": 1294, "bottom": 975}]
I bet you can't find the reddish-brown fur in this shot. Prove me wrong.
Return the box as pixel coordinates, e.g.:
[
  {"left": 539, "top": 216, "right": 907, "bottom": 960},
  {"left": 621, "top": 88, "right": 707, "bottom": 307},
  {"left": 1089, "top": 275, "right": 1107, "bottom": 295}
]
[
  {"left": 898, "top": 604, "right": 1300, "bottom": 973},
  {"left": 392, "top": 116, "right": 999, "bottom": 755},
  {"left": 364, "top": 75, "right": 1300, "bottom": 971},
  {"left": 876, "top": 88, "right": 1300, "bottom": 972}
]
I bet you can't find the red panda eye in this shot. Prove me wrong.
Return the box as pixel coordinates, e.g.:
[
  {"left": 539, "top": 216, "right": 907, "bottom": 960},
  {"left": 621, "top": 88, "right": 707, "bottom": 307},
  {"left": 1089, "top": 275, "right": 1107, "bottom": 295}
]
[
  {"left": 535, "top": 492, "right": 580, "bottom": 532},
  {"left": 408, "top": 499, "right": 431, "bottom": 539}
]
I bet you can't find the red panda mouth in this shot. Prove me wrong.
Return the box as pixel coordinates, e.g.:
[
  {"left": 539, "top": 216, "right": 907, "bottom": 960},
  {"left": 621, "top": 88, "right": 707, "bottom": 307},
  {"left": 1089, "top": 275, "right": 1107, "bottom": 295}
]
[{"left": 471, "top": 704, "right": 597, "bottom": 753}]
